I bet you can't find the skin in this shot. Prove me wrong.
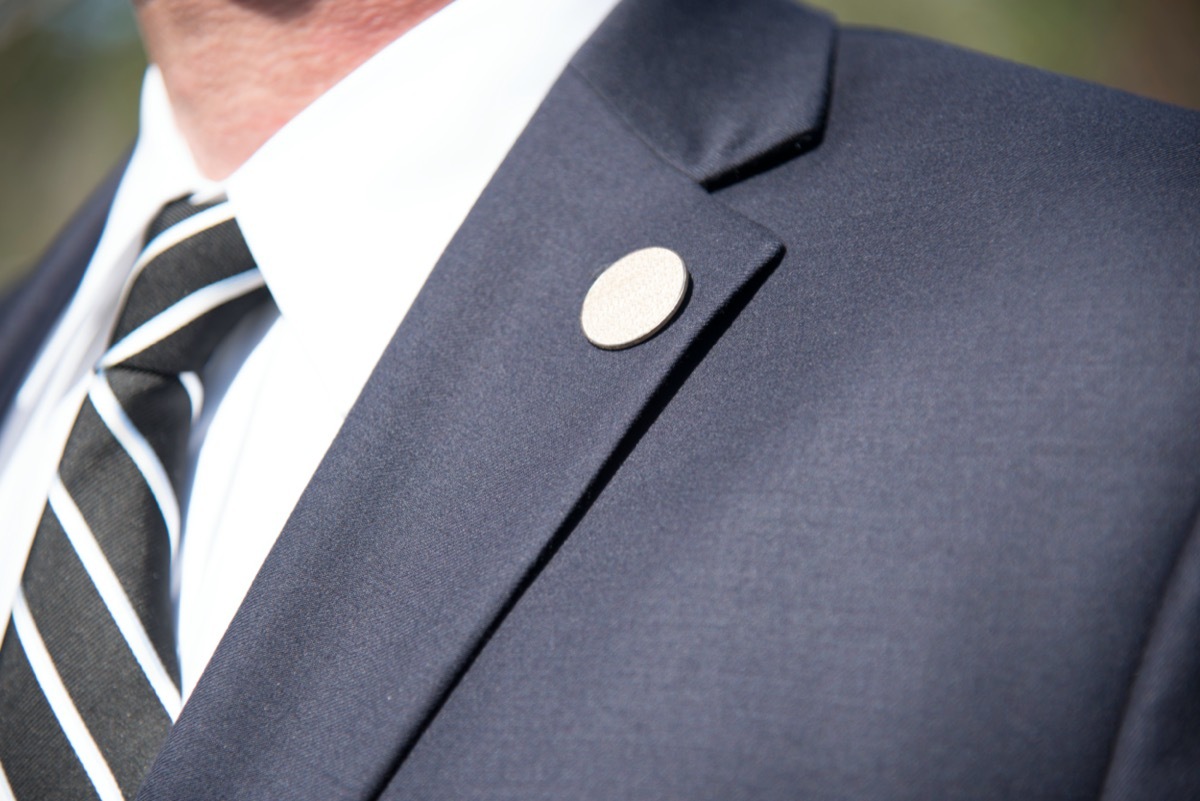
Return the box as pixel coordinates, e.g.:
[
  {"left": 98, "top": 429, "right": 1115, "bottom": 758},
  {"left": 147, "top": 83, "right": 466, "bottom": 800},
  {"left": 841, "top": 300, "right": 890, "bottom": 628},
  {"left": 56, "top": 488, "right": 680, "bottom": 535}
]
[{"left": 133, "top": 0, "right": 454, "bottom": 179}]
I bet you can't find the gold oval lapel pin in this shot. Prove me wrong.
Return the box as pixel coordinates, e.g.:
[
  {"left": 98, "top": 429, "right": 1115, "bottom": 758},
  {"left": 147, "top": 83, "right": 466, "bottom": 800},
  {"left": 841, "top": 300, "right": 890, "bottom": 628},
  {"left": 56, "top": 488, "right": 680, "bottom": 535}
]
[{"left": 581, "top": 247, "right": 689, "bottom": 350}]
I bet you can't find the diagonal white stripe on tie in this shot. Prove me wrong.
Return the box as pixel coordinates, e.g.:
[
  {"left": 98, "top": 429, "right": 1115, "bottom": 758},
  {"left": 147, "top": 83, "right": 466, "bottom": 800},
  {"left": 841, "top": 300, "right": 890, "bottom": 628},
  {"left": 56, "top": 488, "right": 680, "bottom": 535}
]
[
  {"left": 129, "top": 202, "right": 235, "bottom": 280},
  {"left": 49, "top": 478, "right": 183, "bottom": 720},
  {"left": 100, "top": 269, "right": 267, "bottom": 369},
  {"left": 11, "top": 591, "right": 124, "bottom": 801},
  {"left": 0, "top": 761, "right": 15, "bottom": 801},
  {"left": 88, "top": 375, "right": 182, "bottom": 560},
  {"left": 178, "top": 371, "right": 204, "bottom": 424}
]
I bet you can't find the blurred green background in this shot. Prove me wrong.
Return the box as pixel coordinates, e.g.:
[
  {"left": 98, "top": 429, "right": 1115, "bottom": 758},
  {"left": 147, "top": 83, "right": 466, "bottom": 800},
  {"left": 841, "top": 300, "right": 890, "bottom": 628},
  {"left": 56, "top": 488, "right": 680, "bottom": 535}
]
[{"left": 1, "top": 0, "right": 1198, "bottom": 291}]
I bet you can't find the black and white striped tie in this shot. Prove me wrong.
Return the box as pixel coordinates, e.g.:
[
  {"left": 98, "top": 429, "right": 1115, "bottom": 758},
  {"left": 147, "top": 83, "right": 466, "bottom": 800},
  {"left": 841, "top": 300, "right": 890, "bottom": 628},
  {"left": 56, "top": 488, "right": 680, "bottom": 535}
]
[{"left": 0, "top": 196, "right": 272, "bottom": 800}]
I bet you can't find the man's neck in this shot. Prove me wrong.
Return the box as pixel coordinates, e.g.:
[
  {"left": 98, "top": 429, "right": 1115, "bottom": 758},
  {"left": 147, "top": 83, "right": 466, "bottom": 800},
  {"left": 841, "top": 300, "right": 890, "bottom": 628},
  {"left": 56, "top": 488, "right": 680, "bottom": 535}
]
[{"left": 133, "top": 0, "right": 453, "bottom": 179}]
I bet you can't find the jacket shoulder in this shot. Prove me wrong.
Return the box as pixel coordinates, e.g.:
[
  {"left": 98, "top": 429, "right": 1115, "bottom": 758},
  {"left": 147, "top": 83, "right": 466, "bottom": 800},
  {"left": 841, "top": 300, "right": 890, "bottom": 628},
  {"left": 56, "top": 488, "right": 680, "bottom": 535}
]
[
  {"left": 829, "top": 24, "right": 1200, "bottom": 165},
  {"left": 725, "top": 21, "right": 1199, "bottom": 264}
]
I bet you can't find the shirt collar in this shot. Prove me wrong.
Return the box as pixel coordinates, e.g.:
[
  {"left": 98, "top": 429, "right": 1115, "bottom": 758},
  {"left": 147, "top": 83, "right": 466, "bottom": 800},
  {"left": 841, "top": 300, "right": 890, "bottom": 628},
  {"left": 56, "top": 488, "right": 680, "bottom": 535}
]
[
  {"left": 98, "top": 66, "right": 213, "bottom": 297},
  {"left": 131, "top": 0, "right": 620, "bottom": 403},
  {"left": 231, "top": 0, "right": 620, "bottom": 388}
]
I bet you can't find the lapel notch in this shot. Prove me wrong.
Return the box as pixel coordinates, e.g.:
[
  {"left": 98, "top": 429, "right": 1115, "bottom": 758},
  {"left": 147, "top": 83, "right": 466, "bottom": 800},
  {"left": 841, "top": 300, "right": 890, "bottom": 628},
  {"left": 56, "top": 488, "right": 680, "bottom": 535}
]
[{"left": 572, "top": 0, "right": 836, "bottom": 189}]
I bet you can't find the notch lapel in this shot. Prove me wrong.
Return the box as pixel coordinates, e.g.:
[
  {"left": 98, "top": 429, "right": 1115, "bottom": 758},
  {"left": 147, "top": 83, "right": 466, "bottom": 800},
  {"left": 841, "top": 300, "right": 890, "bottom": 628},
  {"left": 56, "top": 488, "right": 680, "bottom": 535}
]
[{"left": 138, "top": 2, "right": 835, "bottom": 799}]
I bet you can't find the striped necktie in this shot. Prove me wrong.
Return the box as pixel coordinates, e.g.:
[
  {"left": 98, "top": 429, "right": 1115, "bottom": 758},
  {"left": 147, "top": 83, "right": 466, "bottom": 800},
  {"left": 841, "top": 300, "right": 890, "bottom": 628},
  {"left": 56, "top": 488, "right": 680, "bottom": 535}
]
[{"left": 0, "top": 196, "right": 272, "bottom": 800}]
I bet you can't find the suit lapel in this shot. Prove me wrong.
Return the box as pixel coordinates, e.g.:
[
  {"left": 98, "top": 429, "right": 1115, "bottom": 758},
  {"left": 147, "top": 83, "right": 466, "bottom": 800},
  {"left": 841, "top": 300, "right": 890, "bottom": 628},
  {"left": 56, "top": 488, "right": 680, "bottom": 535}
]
[{"left": 139, "top": 2, "right": 834, "bottom": 799}]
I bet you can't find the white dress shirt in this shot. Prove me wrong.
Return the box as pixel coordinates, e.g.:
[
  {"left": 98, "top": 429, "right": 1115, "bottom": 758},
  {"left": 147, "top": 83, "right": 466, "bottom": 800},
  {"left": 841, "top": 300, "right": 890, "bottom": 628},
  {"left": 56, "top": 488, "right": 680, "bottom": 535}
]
[{"left": 0, "top": 0, "right": 621, "bottom": 701}]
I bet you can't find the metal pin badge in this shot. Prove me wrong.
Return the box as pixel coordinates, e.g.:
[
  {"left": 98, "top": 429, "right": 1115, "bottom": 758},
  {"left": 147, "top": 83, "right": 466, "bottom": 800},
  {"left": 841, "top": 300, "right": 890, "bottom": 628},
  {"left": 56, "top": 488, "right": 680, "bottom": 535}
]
[{"left": 581, "top": 247, "right": 689, "bottom": 350}]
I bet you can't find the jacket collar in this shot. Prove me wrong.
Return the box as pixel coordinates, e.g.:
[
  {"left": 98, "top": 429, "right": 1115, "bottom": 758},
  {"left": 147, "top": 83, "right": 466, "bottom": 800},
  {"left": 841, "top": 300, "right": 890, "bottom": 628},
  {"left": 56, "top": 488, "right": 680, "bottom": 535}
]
[
  {"left": 138, "top": 2, "right": 836, "bottom": 799},
  {"left": 572, "top": 0, "right": 835, "bottom": 188}
]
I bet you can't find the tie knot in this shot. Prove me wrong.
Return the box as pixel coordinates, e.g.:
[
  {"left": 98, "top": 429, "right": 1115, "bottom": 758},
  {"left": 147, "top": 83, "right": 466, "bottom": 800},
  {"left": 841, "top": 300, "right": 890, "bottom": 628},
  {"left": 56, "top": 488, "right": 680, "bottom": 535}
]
[{"left": 101, "top": 196, "right": 272, "bottom": 375}]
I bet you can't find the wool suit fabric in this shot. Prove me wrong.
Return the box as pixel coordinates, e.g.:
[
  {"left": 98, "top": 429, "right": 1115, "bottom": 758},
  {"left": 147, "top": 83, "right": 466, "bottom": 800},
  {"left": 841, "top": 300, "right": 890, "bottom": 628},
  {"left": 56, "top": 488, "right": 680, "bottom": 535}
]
[{"left": 1, "top": 0, "right": 1198, "bottom": 798}]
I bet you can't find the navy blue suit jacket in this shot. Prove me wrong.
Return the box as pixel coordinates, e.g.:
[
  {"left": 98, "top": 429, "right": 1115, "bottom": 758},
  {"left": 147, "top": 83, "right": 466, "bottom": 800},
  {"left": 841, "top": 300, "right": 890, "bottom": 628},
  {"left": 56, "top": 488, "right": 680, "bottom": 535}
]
[{"left": 3, "top": 0, "right": 1199, "bottom": 797}]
